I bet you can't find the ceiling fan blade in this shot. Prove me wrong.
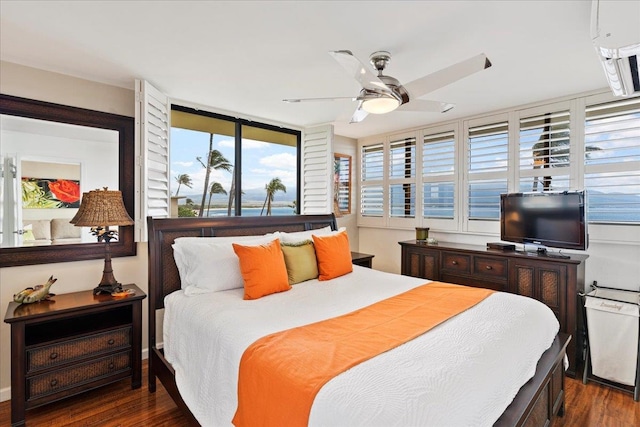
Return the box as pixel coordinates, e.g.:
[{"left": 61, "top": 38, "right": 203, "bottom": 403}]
[
  {"left": 349, "top": 101, "right": 369, "bottom": 123},
  {"left": 283, "top": 96, "right": 356, "bottom": 103},
  {"left": 398, "top": 99, "right": 455, "bottom": 113},
  {"left": 329, "top": 50, "right": 390, "bottom": 93},
  {"left": 404, "top": 53, "right": 492, "bottom": 99}
]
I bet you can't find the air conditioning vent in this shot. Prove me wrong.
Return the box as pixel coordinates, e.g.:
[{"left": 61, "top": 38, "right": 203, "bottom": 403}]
[{"left": 591, "top": 0, "right": 640, "bottom": 97}]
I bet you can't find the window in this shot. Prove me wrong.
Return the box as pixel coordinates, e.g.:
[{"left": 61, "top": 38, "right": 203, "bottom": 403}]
[
  {"left": 360, "top": 142, "right": 384, "bottom": 217},
  {"left": 170, "top": 106, "right": 300, "bottom": 217},
  {"left": 389, "top": 137, "right": 416, "bottom": 218},
  {"left": 584, "top": 96, "right": 640, "bottom": 224},
  {"left": 467, "top": 119, "right": 509, "bottom": 220},
  {"left": 422, "top": 129, "right": 456, "bottom": 219},
  {"left": 518, "top": 108, "right": 571, "bottom": 192},
  {"left": 357, "top": 91, "right": 639, "bottom": 240}
]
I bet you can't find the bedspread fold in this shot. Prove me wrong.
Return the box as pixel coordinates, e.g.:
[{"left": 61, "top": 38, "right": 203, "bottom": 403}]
[{"left": 232, "top": 282, "right": 494, "bottom": 427}]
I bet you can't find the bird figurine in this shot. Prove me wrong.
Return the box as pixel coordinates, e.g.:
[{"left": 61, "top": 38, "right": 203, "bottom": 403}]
[{"left": 13, "top": 276, "right": 57, "bottom": 304}]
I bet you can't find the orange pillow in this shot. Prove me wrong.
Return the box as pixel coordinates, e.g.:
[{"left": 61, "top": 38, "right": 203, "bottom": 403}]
[
  {"left": 312, "top": 231, "right": 353, "bottom": 280},
  {"left": 232, "top": 239, "right": 291, "bottom": 300}
]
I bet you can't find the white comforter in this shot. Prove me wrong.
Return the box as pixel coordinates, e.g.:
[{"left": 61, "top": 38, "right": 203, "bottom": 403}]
[{"left": 164, "top": 266, "right": 559, "bottom": 427}]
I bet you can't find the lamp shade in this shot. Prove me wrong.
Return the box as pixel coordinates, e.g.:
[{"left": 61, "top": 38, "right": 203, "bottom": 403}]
[
  {"left": 361, "top": 95, "right": 400, "bottom": 114},
  {"left": 70, "top": 188, "right": 133, "bottom": 227}
]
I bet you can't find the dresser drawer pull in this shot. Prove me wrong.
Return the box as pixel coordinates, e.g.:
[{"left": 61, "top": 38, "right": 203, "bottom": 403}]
[
  {"left": 50, "top": 379, "right": 58, "bottom": 387},
  {"left": 108, "top": 339, "right": 115, "bottom": 345},
  {"left": 108, "top": 362, "right": 115, "bottom": 369},
  {"left": 485, "top": 265, "right": 493, "bottom": 270},
  {"left": 452, "top": 261, "right": 458, "bottom": 265},
  {"left": 49, "top": 352, "right": 58, "bottom": 360}
]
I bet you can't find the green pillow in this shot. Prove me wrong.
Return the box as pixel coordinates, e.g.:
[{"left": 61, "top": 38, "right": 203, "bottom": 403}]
[{"left": 280, "top": 240, "right": 319, "bottom": 285}]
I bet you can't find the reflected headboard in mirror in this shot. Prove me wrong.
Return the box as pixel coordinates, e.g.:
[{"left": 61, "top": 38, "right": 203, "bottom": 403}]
[{"left": 0, "top": 94, "right": 136, "bottom": 267}]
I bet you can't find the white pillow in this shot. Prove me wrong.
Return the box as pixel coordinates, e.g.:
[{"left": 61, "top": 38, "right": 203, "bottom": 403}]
[
  {"left": 172, "top": 234, "right": 277, "bottom": 295},
  {"left": 276, "top": 226, "right": 337, "bottom": 244}
]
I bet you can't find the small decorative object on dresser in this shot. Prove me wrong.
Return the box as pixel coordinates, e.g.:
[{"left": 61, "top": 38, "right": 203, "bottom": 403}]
[
  {"left": 13, "top": 276, "right": 57, "bottom": 304},
  {"left": 3, "top": 284, "right": 146, "bottom": 427}
]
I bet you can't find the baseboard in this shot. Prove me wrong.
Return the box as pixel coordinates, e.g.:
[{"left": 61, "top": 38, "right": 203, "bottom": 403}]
[
  {"left": 0, "top": 346, "right": 152, "bottom": 403},
  {"left": 0, "top": 386, "right": 10, "bottom": 403}
]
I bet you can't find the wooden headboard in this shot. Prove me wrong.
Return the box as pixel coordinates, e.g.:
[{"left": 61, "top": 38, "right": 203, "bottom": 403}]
[{"left": 147, "top": 214, "right": 337, "bottom": 310}]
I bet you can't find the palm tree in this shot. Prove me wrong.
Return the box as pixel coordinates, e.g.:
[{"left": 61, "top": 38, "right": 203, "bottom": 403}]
[
  {"left": 206, "top": 182, "right": 227, "bottom": 216},
  {"left": 196, "top": 134, "right": 232, "bottom": 217},
  {"left": 174, "top": 173, "right": 193, "bottom": 196},
  {"left": 261, "top": 177, "right": 286, "bottom": 216}
]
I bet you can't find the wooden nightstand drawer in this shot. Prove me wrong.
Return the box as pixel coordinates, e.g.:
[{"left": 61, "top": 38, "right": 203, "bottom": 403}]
[
  {"left": 27, "top": 351, "right": 131, "bottom": 401},
  {"left": 27, "top": 327, "right": 131, "bottom": 373},
  {"left": 473, "top": 257, "right": 508, "bottom": 279},
  {"left": 441, "top": 252, "right": 471, "bottom": 273}
]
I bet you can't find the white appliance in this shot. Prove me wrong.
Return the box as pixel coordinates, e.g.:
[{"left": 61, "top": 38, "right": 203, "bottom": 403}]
[{"left": 591, "top": 0, "right": 640, "bottom": 97}]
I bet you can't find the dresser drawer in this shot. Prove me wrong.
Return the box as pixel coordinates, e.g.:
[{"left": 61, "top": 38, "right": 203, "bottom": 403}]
[
  {"left": 27, "top": 351, "right": 131, "bottom": 400},
  {"left": 27, "top": 326, "right": 131, "bottom": 373},
  {"left": 441, "top": 252, "right": 471, "bottom": 273},
  {"left": 473, "top": 256, "right": 508, "bottom": 279}
]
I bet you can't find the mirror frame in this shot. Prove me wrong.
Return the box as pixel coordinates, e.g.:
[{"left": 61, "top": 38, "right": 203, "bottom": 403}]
[{"left": 0, "top": 94, "right": 136, "bottom": 267}]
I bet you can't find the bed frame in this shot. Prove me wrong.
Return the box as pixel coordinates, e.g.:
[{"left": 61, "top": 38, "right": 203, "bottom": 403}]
[{"left": 147, "top": 214, "right": 570, "bottom": 427}]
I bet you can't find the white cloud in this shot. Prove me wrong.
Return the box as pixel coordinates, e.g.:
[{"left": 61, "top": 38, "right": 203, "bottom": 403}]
[
  {"left": 218, "top": 138, "right": 235, "bottom": 148},
  {"left": 245, "top": 168, "right": 296, "bottom": 190},
  {"left": 259, "top": 153, "right": 296, "bottom": 169},
  {"left": 173, "top": 161, "right": 194, "bottom": 167}
]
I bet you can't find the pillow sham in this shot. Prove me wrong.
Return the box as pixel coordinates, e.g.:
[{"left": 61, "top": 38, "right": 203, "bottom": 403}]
[
  {"left": 280, "top": 240, "right": 319, "bottom": 285},
  {"left": 276, "top": 226, "right": 332, "bottom": 244},
  {"left": 312, "top": 230, "right": 353, "bottom": 281},
  {"left": 172, "top": 234, "right": 277, "bottom": 294},
  {"left": 233, "top": 239, "right": 291, "bottom": 300},
  {"left": 277, "top": 226, "right": 347, "bottom": 244}
]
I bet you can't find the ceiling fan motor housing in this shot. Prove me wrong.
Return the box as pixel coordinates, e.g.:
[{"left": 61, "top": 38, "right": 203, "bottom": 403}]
[{"left": 369, "top": 51, "right": 410, "bottom": 104}]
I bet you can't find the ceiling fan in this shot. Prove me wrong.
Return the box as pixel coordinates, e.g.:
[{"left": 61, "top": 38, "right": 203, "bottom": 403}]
[{"left": 284, "top": 50, "right": 492, "bottom": 123}]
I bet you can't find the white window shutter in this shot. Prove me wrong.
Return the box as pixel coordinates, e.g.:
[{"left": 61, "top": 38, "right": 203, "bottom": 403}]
[
  {"left": 301, "top": 124, "right": 333, "bottom": 214},
  {"left": 134, "top": 79, "right": 171, "bottom": 242}
]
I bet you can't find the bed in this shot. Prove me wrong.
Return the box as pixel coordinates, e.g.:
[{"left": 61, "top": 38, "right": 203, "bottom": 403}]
[{"left": 147, "top": 214, "right": 570, "bottom": 427}]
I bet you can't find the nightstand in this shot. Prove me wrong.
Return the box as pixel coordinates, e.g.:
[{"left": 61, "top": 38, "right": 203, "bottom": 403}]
[
  {"left": 3, "top": 284, "right": 146, "bottom": 427},
  {"left": 351, "top": 251, "right": 374, "bottom": 268}
]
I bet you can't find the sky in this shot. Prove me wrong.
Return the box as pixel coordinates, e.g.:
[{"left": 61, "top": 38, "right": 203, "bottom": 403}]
[{"left": 170, "top": 128, "right": 297, "bottom": 202}]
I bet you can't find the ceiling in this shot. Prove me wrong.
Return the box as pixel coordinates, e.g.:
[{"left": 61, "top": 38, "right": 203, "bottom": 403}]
[{"left": 0, "top": 1, "right": 611, "bottom": 139}]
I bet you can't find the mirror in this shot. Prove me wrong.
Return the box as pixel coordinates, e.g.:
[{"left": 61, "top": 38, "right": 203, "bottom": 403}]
[
  {"left": 333, "top": 153, "right": 351, "bottom": 216},
  {"left": 0, "top": 94, "right": 136, "bottom": 267}
]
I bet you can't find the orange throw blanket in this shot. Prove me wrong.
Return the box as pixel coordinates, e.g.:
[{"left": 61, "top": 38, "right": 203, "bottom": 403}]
[{"left": 232, "top": 282, "right": 494, "bottom": 427}]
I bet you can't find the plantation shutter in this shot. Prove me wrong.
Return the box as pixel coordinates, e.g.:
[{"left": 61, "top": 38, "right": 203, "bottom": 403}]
[
  {"left": 584, "top": 96, "right": 640, "bottom": 223},
  {"left": 135, "top": 79, "right": 171, "bottom": 242},
  {"left": 518, "top": 109, "right": 571, "bottom": 192},
  {"left": 360, "top": 142, "right": 384, "bottom": 217},
  {"left": 389, "top": 137, "right": 416, "bottom": 218},
  {"left": 467, "top": 120, "right": 509, "bottom": 220},
  {"left": 423, "top": 130, "right": 456, "bottom": 219},
  {"left": 301, "top": 124, "right": 333, "bottom": 214}
]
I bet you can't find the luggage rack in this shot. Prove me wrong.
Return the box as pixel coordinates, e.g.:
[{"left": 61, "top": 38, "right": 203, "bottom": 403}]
[{"left": 579, "top": 281, "right": 640, "bottom": 401}]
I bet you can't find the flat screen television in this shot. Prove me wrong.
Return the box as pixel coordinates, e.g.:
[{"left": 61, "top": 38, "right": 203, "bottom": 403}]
[{"left": 500, "top": 190, "right": 588, "bottom": 251}]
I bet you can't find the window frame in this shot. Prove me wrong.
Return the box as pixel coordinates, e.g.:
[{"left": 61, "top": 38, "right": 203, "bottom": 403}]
[{"left": 170, "top": 104, "right": 301, "bottom": 216}]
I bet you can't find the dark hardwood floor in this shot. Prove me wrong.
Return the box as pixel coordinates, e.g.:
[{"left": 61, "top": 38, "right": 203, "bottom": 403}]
[{"left": 1, "top": 361, "right": 638, "bottom": 426}]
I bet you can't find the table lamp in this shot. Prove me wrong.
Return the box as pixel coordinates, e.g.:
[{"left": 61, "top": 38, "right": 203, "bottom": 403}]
[{"left": 70, "top": 187, "right": 134, "bottom": 295}]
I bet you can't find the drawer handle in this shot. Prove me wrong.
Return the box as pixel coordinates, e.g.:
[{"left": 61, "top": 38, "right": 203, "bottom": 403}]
[
  {"left": 452, "top": 261, "right": 458, "bottom": 265},
  {"left": 49, "top": 352, "right": 58, "bottom": 360},
  {"left": 108, "top": 339, "right": 115, "bottom": 345},
  {"left": 485, "top": 265, "right": 493, "bottom": 270},
  {"left": 50, "top": 379, "right": 58, "bottom": 387},
  {"left": 108, "top": 362, "right": 115, "bottom": 370}
]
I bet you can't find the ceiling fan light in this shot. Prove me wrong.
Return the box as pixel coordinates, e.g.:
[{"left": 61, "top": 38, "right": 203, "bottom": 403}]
[{"left": 361, "top": 96, "right": 400, "bottom": 114}]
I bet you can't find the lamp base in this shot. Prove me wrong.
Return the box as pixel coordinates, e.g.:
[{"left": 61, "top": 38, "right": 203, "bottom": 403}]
[{"left": 93, "top": 283, "right": 123, "bottom": 295}]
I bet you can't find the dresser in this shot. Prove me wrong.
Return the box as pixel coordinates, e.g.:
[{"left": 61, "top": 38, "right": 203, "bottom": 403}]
[
  {"left": 399, "top": 241, "right": 588, "bottom": 376},
  {"left": 4, "top": 284, "right": 146, "bottom": 427}
]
